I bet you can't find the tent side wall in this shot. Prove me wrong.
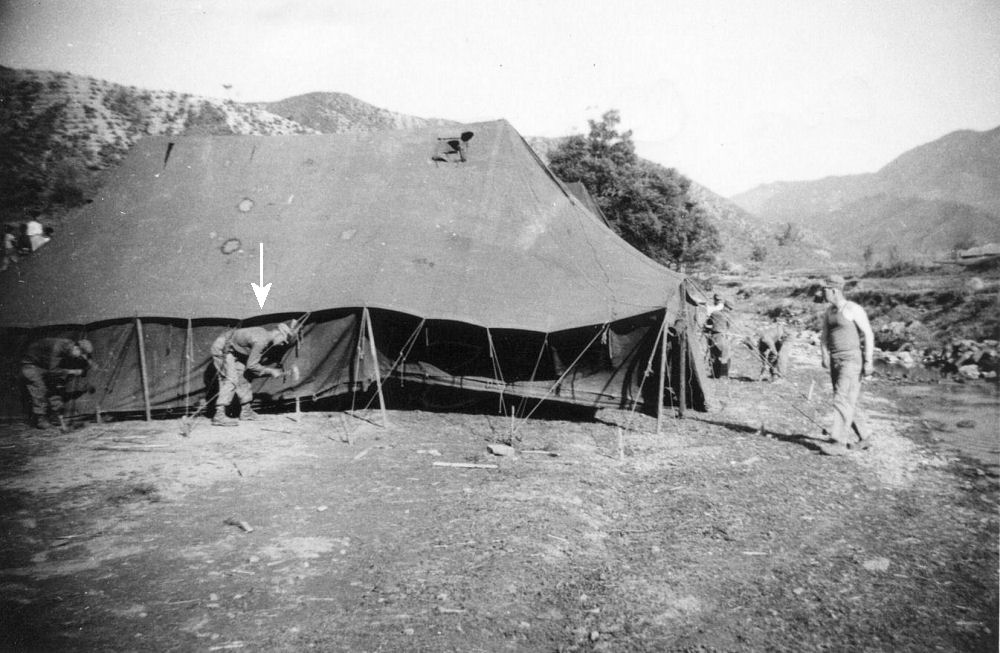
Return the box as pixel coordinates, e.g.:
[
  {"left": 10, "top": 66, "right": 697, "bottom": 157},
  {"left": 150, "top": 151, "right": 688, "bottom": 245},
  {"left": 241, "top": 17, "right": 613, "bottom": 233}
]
[
  {"left": 0, "top": 310, "right": 364, "bottom": 418},
  {"left": 1, "top": 306, "right": 707, "bottom": 420}
]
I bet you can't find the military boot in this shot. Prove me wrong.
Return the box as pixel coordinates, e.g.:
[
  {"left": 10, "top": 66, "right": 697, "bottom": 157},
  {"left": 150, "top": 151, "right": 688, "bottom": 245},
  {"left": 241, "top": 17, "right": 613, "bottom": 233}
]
[
  {"left": 239, "top": 404, "right": 260, "bottom": 421},
  {"left": 211, "top": 413, "right": 239, "bottom": 427}
]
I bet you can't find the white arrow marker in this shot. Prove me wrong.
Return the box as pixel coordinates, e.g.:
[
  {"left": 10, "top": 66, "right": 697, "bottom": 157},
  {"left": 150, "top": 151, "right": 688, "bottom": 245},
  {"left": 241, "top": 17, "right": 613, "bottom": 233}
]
[{"left": 250, "top": 242, "right": 272, "bottom": 309}]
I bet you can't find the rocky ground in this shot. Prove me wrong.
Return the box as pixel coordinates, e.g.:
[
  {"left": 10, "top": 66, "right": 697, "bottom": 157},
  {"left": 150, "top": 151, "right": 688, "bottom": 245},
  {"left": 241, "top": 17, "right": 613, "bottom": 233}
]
[{"left": 1, "top": 322, "right": 997, "bottom": 652}]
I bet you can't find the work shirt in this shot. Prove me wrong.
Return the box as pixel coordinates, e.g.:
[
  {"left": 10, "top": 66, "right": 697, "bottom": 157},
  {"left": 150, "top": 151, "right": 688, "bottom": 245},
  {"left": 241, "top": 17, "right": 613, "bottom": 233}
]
[
  {"left": 21, "top": 338, "right": 87, "bottom": 372},
  {"left": 225, "top": 327, "right": 276, "bottom": 375},
  {"left": 758, "top": 325, "right": 785, "bottom": 353},
  {"left": 707, "top": 309, "right": 731, "bottom": 334}
]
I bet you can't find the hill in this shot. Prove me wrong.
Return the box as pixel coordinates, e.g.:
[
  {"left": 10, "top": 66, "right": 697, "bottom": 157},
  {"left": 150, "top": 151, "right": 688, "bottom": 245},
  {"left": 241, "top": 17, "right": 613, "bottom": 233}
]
[
  {"left": 685, "top": 181, "right": 826, "bottom": 270},
  {"left": 1, "top": 66, "right": 774, "bottom": 268},
  {"left": 730, "top": 127, "right": 1000, "bottom": 262},
  {"left": 0, "top": 66, "right": 313, "bottom": 221},
  {"left": 258, "top": 92, "right": 457, "bottom": 133}
]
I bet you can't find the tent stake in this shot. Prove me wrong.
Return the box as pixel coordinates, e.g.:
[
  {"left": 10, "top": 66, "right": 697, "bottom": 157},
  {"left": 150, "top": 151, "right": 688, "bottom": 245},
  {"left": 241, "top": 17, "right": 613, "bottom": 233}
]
[
  {"left": 657, "top": 312, "right": 668, "bottom": 435},
  {"left": 362, "top": 307, "right": 389, "bottom": 428},
  {"left": 135, "top": 317, "right": 152, "bottom": 422}
]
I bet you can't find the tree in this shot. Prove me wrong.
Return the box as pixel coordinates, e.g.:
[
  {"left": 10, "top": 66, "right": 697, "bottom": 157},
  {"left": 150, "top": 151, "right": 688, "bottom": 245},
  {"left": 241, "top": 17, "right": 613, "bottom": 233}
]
[
  {"left": 547, "top": 110, "right": 720, "bottom": 269},
  {"left": 776, "top": 222, "right": 803, "bottom": 246}
]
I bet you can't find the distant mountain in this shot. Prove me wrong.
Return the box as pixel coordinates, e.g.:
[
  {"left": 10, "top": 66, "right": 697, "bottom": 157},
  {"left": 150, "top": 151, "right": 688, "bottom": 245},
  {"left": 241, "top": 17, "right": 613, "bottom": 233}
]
[
  {"left": 800, "top": 195, "right": 1000, "bottom": 262},
  {"left": 731, "top": 127, "right": 1000, "bottom": 260},
  {"left": 259, "top": 92, "right": 458, "bottom": 133}
]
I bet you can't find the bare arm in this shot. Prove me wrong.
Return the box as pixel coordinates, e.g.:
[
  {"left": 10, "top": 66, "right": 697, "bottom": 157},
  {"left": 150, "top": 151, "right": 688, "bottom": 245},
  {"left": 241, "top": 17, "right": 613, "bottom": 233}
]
[{"left": 846, "top": 303, "right": 875, "bottom": 376}]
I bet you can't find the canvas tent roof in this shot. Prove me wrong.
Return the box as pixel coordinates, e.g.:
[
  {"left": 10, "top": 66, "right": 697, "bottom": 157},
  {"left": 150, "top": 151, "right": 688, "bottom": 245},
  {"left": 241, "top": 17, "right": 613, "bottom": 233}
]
[
  {"left": 0, "top": 120, "right": 685, "bottom": 332},
  {"left": 564, "top": 181, "right": 611, "bottom": 227}
]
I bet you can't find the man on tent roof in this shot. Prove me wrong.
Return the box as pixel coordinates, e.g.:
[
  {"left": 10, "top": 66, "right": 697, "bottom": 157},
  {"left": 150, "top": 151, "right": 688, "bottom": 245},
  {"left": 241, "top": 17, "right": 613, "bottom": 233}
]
[{"left": 210, "top": 321, "right": 297, "bottom": 426}]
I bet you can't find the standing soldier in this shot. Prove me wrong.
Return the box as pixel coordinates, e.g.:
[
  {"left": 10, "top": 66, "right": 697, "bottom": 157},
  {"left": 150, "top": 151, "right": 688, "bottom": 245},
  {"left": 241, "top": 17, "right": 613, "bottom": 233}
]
[
  {"left": 21, "top": 338, "right": 93, "bottom": 429},
  {"left": 706, "top": 299, "right": 734, "bottom": 378},
  {"left": 817, "top": 275, "right": 875, "bottom": 455},
  {"left": 210, "top": 322, "right": 296, "bottom": 426}
]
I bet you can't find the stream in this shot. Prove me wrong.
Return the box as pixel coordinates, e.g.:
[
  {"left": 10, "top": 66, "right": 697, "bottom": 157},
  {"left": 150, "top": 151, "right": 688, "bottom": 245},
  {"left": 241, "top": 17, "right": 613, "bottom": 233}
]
[{"left": 888, "top": 381, "right": 1000, "bottom": 476}]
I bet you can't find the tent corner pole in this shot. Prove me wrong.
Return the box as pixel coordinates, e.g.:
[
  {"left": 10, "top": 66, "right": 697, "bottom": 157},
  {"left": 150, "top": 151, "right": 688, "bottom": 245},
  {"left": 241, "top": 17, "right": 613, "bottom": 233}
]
[
  {"left": 656, "top": 310, "right": 668, "bottom": 435},
  {"left": 135, "top": 317, "right": 152, "bottom": 422},
  {"left": 362, "top": 307, "right": 389, "bottom": 428},
  {"left": 184, "top": 318, "right": 192, "bottom": 416},
  {"left": 678, "top": 317, "right": 687, "bottom": 419}
]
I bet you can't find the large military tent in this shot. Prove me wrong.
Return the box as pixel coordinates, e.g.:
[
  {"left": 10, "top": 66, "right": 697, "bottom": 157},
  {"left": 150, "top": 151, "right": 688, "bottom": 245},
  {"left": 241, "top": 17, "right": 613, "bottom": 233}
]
[{"left": 0, "top": 120, "right": 707, "bottom": 420}]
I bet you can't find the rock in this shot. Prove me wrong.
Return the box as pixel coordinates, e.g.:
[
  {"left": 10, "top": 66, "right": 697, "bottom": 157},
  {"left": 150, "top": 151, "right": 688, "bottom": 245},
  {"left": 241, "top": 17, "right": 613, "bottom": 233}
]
[
  {"left": 965, "top": 277, "right": 986, "bottom": 292},
  {"left": 487, "top": 443, "right": 516, "bottom": 457},
  {"left": 958, "top": 364, "right": 981, "bottom": 379},
  {"left": 956, "top": 420, "right": 976, "bottom": 429},
  {"left": 862, "top": 557, "right": 891, "bottom": 572}
]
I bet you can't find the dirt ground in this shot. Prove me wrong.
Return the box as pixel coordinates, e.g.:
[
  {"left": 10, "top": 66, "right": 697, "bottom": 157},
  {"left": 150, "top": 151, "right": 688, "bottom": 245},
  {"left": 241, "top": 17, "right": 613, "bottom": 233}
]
[{"left": 1, "top": 334, "right": 997, "bottom": 652}]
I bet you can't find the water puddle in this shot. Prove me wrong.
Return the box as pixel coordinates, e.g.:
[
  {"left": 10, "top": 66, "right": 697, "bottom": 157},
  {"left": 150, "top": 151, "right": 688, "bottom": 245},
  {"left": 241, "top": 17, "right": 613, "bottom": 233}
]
[{"left": 889, "top": 382, "right": 1000, "bottom": 475}]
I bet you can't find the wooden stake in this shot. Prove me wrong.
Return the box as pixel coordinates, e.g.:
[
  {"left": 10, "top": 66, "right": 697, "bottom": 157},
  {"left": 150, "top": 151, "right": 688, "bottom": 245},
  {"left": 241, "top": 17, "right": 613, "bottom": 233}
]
[
  {"left": 135, "top": 317, "right": 152, "bottom": 422},
  {"left": 432, "top": 462, "right": 498, "bottom": 470},
  {"left": 363, "top": 307, "right": 389, "bottom": 428}
]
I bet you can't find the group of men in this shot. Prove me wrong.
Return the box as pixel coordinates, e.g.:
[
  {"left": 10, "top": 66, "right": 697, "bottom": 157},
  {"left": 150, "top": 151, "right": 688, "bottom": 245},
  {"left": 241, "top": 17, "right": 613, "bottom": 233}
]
[
  {"left": 19, "top": 321, "right": 298, "bottom": 430},
  {"left": 702, "top": 273, "right": 874, "bottom": 456},
  {"left": 704, "top": 295, "right": 789, "bottom": 381}
]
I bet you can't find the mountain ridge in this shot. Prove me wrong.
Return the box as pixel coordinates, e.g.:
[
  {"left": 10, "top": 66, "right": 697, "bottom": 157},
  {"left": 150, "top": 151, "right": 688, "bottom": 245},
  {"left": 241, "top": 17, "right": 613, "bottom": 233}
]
[{"left": 730, "top": 126, "right": 1000, "bottom": 261}]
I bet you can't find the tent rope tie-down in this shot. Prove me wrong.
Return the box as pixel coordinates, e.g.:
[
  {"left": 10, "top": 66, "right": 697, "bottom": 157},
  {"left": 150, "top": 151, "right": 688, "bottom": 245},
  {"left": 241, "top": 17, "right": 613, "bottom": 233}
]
[
  {"left": 514, "top": 333, "right": 550, "bottom": 417},
  {"left": 485, "top": 328, "right": 508, "bottom": 415},
  {"left": 344, "top": 316, "right": 427, "bottom": 431},
  {"left": 620, "top": 314, "right": 675, "bottom": 437},
  {"left": 510, "top": 322, "right": 611, "bottom": 438}
]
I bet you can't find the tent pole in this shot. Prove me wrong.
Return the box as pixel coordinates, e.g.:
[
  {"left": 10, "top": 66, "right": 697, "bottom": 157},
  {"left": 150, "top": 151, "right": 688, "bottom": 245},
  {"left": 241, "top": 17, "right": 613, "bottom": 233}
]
[
  {"left": 362, "top": 307, "right": 389, "bottom": 428},
  {"left": 135, "top": 317, "right": 152, "bottom": 422},
  {"left": 184, "top": 318, "right": 192, "bottom": 416},
  {"left": 678, "top": 317, "right": 687, "bottom": 419},
  {"left": 657, "top": 311, "right": 668, "bottom": 435}
]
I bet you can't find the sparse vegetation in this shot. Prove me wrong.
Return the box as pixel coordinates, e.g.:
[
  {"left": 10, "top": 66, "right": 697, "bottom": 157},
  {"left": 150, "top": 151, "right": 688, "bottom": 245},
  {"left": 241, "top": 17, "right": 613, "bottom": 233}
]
[
  {"left": 750, "top": 242, "right": 768, "bottom": 263},
  {"left": 547, "top": 110, "right": 721, "bottom": 269}
]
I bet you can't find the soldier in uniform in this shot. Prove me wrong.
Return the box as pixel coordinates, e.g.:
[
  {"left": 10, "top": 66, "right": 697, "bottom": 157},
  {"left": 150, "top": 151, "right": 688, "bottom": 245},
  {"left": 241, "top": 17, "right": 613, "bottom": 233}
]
[
  {"left": 706, "top": 299, "right": 734, "bottom": 378},
  {"left": 210, "top": 322, "right": 296, "bottom": 426},
  {"left": 756, "top": 321, "right": 791, "bottom": 381},
  {"left": 20, "top": 338, "right": 93, "bottom": 429}
]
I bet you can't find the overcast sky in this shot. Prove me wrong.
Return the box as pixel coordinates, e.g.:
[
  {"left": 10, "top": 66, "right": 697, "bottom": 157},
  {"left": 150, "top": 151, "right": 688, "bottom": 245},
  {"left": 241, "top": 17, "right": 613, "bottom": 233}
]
[{"left": 1, "top": 0, "right": 998, "bottom": 196}]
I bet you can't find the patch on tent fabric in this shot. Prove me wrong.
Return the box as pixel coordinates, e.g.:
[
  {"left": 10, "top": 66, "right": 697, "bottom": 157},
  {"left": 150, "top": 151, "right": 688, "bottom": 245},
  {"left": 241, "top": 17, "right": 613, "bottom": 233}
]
[
  {"left": 220, "top": 238, "right": 241, "bottom": 255},
  {"left": 430, "top": 131, "right": 474, "bottom": 164},
  {"left": 237, "top": 198, "right": 254, "bottom": 213}
]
